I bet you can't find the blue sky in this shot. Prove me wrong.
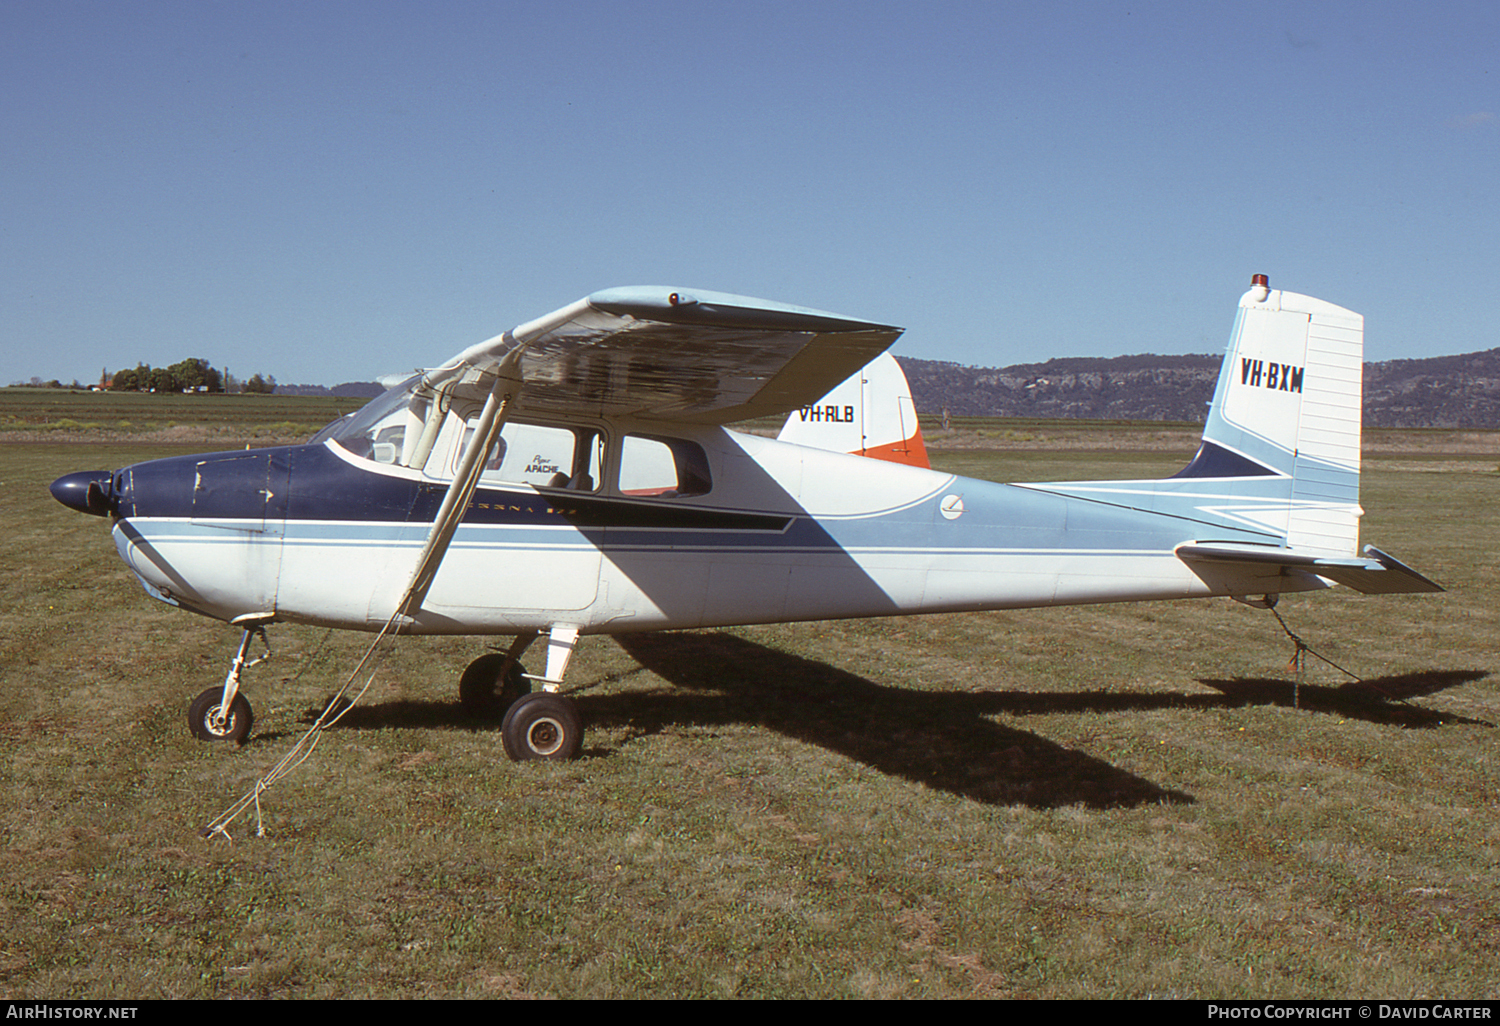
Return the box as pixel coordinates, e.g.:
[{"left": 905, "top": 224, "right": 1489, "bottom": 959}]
[{"left": 5, "top": 1, "right": 1496, "bottom": 387}]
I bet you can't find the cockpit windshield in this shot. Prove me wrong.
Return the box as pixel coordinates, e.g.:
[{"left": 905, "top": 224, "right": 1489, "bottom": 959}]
[{"left": 309, "top": 372, "right": 422, "bottom": 464}]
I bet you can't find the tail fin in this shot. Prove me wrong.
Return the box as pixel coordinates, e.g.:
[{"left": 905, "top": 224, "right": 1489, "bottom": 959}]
[
  {"left": 777, "top": 352, "right": 930, "bottom": 468},
  {"left": 1179, "top": 275, "right": 1364, "bottom": 556},
  {"left": 1023, "top": 275, "right": 1440, "bottom": 595}
]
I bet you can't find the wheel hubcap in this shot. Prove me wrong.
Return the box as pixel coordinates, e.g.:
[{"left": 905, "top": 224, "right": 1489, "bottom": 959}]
[{"left": 526, "top": 717, "right": 564, "bottom": 756}]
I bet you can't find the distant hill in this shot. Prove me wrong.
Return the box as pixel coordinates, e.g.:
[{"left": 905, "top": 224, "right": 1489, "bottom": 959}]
[
  {"left": 1362, "top": 350, "right": 1500, "bottom": 428},
  {"left": 268, "top": 352, "right": 1500, "bottom": 430},
  {"left": 899, "top": 348, "right": 1500, "bottom": 428}
]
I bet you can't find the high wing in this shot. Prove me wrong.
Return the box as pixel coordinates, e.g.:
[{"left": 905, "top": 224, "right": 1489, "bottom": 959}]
[
  {"left": 384, "top": 287, "right": 900, "bottom": 617},
  {"left": 425, "top": 286, "right": 904, "bottom": 425}
]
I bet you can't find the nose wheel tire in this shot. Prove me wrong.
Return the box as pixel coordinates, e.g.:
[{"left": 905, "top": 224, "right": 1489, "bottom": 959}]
[
  {"left": 459, "top": 654, "right": 532, "bottom": 721},
  {"left": 501, "top": 693, "right": 582, "bottom": 761},
  {"left": 187, "top": 687, "right": 254, "bottom": 743}
]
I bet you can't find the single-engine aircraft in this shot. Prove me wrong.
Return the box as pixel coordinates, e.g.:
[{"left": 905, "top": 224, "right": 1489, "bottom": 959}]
[{"left": 50, "top": 277, "right": 1442, "bottom": 760}]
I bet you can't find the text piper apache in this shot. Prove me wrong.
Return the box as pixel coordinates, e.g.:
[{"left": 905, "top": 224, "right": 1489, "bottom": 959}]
[{"left": 50, "top": 277, "right": 1442, "bottom": 759}]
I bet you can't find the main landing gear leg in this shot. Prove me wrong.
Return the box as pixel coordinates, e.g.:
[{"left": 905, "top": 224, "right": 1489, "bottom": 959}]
[
  {"left": 501, "top": 625, "right": 584, "bottom": 762},
  {"left": 188, "top": 626, "right": 269, "bottom": 743}
]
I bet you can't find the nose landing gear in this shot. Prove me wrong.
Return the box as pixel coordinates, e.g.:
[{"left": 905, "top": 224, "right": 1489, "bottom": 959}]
[{"left": 188, "top": 626, "right": 270, "bottom": 744}]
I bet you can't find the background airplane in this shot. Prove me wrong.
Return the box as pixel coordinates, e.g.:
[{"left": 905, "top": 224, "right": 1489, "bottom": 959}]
[
  {"left": 776, "top": 351, "right": 930, "bottom": 468},
  {"left": 51, "top": 277, "right": 1441, "bottom": 761}
]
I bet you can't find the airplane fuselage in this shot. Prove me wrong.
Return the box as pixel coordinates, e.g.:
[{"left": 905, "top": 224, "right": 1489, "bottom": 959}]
[{"left": 97, "top": 423, "right": 1319, "bottom": 637}]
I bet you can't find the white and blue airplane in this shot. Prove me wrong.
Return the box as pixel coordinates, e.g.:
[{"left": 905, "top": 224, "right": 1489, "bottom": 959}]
[{"left": 50, "top": 276, "right": 1441, "bottom": 759}]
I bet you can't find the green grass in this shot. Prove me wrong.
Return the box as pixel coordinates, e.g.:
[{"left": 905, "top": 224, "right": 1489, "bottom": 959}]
[
  {"left": 1, "top": 427, "right": 1497, "bottom": 998},
  {"left": 0, "top": 387, "right": 356, "bottom": 442}
]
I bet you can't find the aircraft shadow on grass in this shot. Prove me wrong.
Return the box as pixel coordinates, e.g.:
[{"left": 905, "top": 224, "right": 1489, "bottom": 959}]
[
  {"left": 1194, "top": 669, "right": 1494, "bottom": 728},
  {"left": 295, "top": 634, "right": 1490, "bottom": 810}
]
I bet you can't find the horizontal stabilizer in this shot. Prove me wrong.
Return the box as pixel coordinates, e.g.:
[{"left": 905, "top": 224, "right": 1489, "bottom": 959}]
[
  {"left": 1339, "top": 546, "right": 1447, "bottom": 594},
  {"left": 1177, "top": 543, "right": 1444, "bottom": 595}
]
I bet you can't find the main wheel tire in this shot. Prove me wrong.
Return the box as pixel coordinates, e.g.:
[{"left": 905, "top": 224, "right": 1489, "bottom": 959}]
[
  {"left": 500, "top": 693, "right": 583, "bottom": 761},
  {"left": 187, "top": 687, "right": 254, "bottom": 743},
  {"left": 459, "top": 654, "right": 532, "bottom": 721}
]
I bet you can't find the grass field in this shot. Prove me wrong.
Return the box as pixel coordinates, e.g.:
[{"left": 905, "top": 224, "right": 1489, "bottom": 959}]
[
  {"left": 1, "top": 398, "right": 1497, "bottom": 998},
  {"left": 0, "top": 387, "right": 355, "bottom": 445}
]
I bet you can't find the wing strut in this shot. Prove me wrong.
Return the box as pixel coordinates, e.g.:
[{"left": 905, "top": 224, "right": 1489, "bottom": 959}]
[{"left": 396, "top": 352, "right": 524, "bottom": 620}]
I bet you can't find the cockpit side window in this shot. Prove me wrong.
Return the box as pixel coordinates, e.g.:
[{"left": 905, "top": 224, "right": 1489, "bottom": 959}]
[{"left": 618, "top": 435, "right": 711, "bottom": 498}]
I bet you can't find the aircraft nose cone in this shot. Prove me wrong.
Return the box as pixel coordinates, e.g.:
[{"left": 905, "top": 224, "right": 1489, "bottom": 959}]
[{"left": 50, "top": 470, "right": 115, "bottom": 516}]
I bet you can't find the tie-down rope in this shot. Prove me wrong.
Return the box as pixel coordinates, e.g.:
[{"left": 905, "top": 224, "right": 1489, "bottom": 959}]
[{"left": 200, "top": 616, "right": 401, "bottom": 841}]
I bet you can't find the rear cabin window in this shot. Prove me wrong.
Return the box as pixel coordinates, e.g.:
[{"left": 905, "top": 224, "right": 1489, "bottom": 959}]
[
  {"left": 618, "top": 435, "right": 711, "bottom": 498},
  {"left": 458, "top": 421, "right": 601, "bottom": 491}
]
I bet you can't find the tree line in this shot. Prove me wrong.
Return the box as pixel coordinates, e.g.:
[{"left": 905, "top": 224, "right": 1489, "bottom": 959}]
[
  {"left": 11, "top": 358, "right": 280, "bottom": 394},
  {"left": 108, "top": 358, "right": 278, "bottom": 394}
]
